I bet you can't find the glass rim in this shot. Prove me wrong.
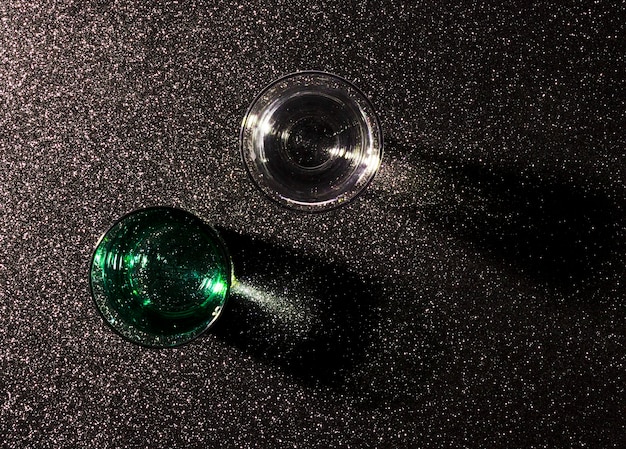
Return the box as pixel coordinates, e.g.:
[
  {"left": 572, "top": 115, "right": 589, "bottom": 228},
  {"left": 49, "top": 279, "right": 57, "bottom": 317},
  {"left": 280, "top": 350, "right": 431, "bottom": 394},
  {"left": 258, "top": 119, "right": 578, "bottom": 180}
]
[
  {"left": 89, "top": 206, "right": 233, "bottom": 348},
  {"left": 240, "top": 70, "right": 384, "bottom": 213}
]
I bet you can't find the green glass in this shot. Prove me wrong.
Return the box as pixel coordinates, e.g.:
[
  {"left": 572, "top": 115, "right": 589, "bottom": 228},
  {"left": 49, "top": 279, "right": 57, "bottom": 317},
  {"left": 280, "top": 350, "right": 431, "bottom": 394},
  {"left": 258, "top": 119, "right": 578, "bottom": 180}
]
[{"left": 90, "top": 207, "right": 231, "bottom": 347}]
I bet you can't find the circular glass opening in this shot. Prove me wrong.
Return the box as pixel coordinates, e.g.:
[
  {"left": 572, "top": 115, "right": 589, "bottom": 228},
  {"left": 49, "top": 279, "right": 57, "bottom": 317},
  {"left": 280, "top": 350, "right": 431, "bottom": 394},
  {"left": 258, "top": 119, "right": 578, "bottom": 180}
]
[
  {"left": 241, "top": 71, "right": 383, "bottom": 212},
  {"left": 89, "top": 207, "right": 231, "bottom": 347}
]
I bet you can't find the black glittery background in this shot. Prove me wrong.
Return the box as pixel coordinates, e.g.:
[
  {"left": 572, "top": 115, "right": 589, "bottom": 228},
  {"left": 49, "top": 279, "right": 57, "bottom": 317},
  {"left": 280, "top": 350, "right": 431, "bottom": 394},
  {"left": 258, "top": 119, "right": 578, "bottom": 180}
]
[{"left": 1, "top": 1, "right": 624, "bottom": 448}]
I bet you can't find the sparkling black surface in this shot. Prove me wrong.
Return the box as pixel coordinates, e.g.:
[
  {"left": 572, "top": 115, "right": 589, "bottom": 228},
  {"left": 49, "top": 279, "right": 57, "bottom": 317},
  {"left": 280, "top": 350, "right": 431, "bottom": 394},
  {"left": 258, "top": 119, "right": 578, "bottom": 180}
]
[{"left": 0, "top": 1, "right": 624, "bottom": 448}]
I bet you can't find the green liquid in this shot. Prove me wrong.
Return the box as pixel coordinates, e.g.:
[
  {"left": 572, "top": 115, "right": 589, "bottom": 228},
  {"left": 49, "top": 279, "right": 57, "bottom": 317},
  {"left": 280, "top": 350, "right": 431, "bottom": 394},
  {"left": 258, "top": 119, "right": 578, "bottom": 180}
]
[{"left": 90, "top": 207, "right": 231, "bottom": 347}]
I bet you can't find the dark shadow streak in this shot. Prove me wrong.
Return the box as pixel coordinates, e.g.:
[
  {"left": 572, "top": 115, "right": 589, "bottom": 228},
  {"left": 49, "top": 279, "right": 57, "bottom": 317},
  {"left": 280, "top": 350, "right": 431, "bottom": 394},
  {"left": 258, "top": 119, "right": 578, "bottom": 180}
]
[
  {"left": 385, "top": 138, "right": 626, "bottom": 302},
  {"left": 211, "top": 230, "right": 382, "bottom": 388}
]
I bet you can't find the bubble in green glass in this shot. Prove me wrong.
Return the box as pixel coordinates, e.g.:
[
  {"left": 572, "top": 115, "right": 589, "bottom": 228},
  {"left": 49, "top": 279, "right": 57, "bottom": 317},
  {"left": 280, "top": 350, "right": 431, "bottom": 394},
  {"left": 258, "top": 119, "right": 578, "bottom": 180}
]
[{"left": 90, "top": 207, "right": 231, "bottom": 347}]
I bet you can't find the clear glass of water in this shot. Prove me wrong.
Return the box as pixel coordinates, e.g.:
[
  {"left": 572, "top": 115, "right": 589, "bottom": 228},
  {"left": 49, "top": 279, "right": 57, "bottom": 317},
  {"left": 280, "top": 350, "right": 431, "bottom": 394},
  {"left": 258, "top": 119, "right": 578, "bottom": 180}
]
[{"left": 240, "top": 71, "right": 383, "bottom": 212}]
